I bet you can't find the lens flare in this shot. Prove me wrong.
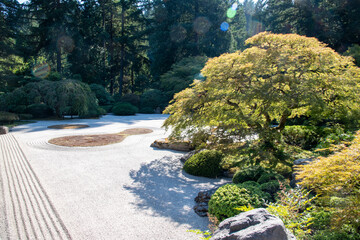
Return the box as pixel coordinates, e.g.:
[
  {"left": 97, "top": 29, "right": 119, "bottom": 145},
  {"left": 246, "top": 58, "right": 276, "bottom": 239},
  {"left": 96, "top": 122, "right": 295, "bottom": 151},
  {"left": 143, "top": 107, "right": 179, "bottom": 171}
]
[
  {"left": 220, "top": 22, "right": 229, "bottom": 31},
  {"left": 32, "top": 62, "right": 50, "bottom": 79},
  {"left": 193, "top": 17, "right": 212, "bottom": 35},
  {"left": 232, "top": 3, "right": 238, "bottom": 10},
  {"left": 170, "top": 25, "right": 187, "bottom": 42},
  {"left": 227, "top": 8, "right": 236, "bottom": 18}
]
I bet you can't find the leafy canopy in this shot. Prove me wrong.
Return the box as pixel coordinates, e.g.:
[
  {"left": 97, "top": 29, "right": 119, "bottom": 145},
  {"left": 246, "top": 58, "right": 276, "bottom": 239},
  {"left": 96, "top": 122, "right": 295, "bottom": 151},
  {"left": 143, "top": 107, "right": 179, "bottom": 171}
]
[{"left": 163, "top": 32, "right": 360, "bottom": 145}]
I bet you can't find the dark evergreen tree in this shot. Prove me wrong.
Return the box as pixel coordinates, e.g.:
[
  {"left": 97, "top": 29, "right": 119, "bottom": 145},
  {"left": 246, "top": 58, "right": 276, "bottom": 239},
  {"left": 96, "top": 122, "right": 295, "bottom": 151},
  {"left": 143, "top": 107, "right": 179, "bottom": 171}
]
[
  {"left": 147, "top": 0, "right": 232, "bottom": 80},
  {"left": 0, "top": 0, "right": 22, "bottom": 92}
]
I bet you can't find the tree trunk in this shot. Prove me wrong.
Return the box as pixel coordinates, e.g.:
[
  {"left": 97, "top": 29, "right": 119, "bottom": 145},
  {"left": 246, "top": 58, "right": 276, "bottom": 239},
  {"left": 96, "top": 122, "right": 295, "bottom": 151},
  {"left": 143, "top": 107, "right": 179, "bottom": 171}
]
[
  {"left": 56, "top": 0, "right": 61, "bottom": 73},
  {"left": 56, "top": 47, "right": 61, "bottom": 73},
  {"left": 109, "top": 3, "right": 115, "bottom": 95},
  {"left": 118, "top": 1, "right": 126, "bottom": 97}
]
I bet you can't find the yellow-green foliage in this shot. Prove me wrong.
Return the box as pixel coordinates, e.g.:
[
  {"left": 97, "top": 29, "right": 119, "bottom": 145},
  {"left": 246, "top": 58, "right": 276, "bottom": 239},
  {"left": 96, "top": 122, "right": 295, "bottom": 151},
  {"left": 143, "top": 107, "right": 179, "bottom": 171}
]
[
  {"left": 266, "top": 186, "right": 315, "bottom": 239},
  {"left": 298, "top": 130, "right": 360, "bottom": 196},
  {"left": 163, "top": 32, "right": 360, "bottom": 154}
]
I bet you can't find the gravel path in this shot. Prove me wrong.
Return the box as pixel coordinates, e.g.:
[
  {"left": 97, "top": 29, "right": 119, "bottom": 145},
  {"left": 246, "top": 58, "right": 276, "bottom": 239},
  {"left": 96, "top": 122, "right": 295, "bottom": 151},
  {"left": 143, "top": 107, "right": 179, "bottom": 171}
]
[{"left": 0, "top": 114, "right": 229, "bottom": 240}]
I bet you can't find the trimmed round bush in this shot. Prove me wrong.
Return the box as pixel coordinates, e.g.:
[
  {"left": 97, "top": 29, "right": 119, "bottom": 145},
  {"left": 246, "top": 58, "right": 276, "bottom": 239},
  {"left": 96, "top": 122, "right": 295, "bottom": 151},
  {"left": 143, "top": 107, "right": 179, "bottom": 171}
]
[
  {"left": 118, "top": 93, "right": 140, "bottom": 107},
  {"left": 232, "top": 166, "right": 266, "bottom": 184},
  {"left": 101, "top": 105, "right": 113, "bottom": 113},
  {"left": 18, "top": 114, "right": 33, "bottom": 120},
  {"left": 257, "top": 172, "right": 285, "bottom": 184},
  {"left": 26, "top": 103, "right": 53, "bottom": 118},
  {"left": 140, "top": 89, "right": 166, "bottom": 109},
  {"left": 183, "top": 150, "right": 223, "bottom": 178},
  {"left": 208, "top": 184, "right": 263, "bottom": 221},
  {"left": 112, "top": 102, "right": 138, "bottom": 116},
  {"left": 90, "top": 84, "right": 114, "bottom": 106},
  {"left": 240, "top": 181, "right": 272, "bottom": 202},
  {"left": 0, "top": 111, "right": 19, "bottom": 124},
  {"left": 260, "top": 180, "right": 281, "bottom": 197},
  {"left": 282, "top": 125, "right": 321, "bottom": 150}
]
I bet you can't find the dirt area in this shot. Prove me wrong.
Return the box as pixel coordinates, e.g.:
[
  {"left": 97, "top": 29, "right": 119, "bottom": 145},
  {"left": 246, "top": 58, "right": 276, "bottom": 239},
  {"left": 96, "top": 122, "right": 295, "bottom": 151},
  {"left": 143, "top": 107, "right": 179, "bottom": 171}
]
[
  {"left": 48, "top": 128, "right": 153, "bottom": 147},
  {"left": 48, "top": 124, "right": 89, "bottom": 129}
]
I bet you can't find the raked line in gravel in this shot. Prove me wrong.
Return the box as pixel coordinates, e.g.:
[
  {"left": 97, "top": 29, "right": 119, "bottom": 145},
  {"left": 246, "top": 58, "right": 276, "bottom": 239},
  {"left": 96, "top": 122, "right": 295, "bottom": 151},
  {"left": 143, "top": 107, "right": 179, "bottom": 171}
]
[{"left": 0, "top": 133, "right": 72, "bottom": 240}]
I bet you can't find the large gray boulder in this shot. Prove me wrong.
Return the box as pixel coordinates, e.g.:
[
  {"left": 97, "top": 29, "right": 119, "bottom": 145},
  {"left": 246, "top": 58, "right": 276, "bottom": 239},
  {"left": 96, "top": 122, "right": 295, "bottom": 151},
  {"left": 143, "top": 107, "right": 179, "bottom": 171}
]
[
  {"left": 0, "top": 126, "right": 9, "bottom": 135},
  {"left": 150, "top": 138, "right": 193, "bottom": 152},
  {"left": 211, "top": 208, "right": 296, "bottom": 240}
]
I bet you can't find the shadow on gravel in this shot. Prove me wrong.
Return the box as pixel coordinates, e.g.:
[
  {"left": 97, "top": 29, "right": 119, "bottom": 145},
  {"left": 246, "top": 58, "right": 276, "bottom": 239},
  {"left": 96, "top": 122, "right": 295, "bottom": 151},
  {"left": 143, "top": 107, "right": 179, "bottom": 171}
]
[{"left": 124, "top": 156, "right": 230, "bottom": 231}]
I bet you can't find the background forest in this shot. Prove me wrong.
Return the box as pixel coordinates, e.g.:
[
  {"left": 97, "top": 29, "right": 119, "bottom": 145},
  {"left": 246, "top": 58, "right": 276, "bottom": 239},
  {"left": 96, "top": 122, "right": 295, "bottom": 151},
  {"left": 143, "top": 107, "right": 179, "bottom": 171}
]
[{"left": 0, "top": 0, "right": 359, "bottom": 119}]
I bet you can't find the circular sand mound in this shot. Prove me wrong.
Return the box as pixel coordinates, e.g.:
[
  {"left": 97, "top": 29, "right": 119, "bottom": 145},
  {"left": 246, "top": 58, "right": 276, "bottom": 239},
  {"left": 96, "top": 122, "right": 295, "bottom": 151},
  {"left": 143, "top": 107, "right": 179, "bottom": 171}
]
[
  {"left": 48, "top": 124, "right": 89, "bottom": 129},
  {"left": 120, "top": 128, "right": 153, "bottom": 135},
  {"left": 48, "top": 128, "right": 153, "bottom": 147}
]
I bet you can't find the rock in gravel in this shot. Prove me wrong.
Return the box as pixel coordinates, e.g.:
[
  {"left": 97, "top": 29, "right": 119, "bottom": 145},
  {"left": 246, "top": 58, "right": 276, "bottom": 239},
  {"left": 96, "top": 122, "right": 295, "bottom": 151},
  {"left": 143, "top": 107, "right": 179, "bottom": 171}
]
[
  {"left": 151, "top": 138, "right": 193, "bottom": 151},
  {"left": 179, "top": 150, "right": 197, "bottom": 163},
  {"left": 293, "top": 158, "right": 314, "bottom": 166},
  {"left": 211, "top": 208, "right": 296, "bottom": 240},
  {"left": 0, "top": 126, "right": 9, "bottom": 135},
  {"left": 290, "top": 158, "right": 314, "bottom": 187},
  {"left": 193, "top": 188, "right": 218, "bottom": 217}
]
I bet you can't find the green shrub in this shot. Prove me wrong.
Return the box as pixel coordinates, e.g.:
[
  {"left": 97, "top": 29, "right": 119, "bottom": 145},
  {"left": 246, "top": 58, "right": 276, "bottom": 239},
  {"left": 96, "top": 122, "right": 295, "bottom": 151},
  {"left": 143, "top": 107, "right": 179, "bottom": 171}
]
[
  {"left": 13, "top": 105, "right": 27, "bottom": 114},
  {"left": 267, "top": 187, "right": 315, "bottom": 239},
  {"left": 0, "top": 111, "right": 19, "bottom": 124},
  {"left": 315, "top": 125, "right": 354, "bottom": 154},
  {"left": 240, "top": 181, "right": 272, "bottom": 202},
  {"left": 232, "top": 166, "right": 266, "bottom": 184},
  {"left": 82, "top": 107, "right": 106, "bottom": 118},
  {"left": 26, "top": 103, "right": 53, "bottom": 118},
  {"left": 208, "top": 183, "right": 263, "bottom": 221},
  {"left": 140, "top": 89, "right": 166, "bottom": 109},
  {"left": 101, "top": 105, "right": 113, "bottom": 113},
  {"left": 260, "top": 180, "right": 281, "bottom": 197},
  {"left": 118, "top": 93, "right": 140, "bottom": 107},
  {"left": 89, "top": 84, "right": 114, "bottom": 106},
  {"left": 2, "top": 80, "right": 104, "bottom": 118},
  {"left": 46, "top": 72, "right": 62, "bottom": 81},
  {"left": 139, "top": 107, "right": 154, "bottom": 114},
  {"left": 310, "top": 209, "right": 332, "bottom": 231},
  {"left": 18, "top": 114, "right": 33, "bottom": 120},
  {"left": 183, "top": 150, "right": 223, "bottom": 178},
  {"left": 112, "top": 102, "right": 138, "bottom": 116},
  {"left": 282, "top": 125, "right": 321, "bottom": 150},
  {"left": 257, "top": 172, "right": 285, "bottom": 184}
]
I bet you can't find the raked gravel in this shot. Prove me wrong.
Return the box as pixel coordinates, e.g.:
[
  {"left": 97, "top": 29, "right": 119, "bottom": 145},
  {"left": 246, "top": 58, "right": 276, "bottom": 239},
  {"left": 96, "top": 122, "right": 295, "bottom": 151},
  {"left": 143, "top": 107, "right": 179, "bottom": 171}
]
[{"left": 0, "top": 114, "right": 229, "bottom": 240}]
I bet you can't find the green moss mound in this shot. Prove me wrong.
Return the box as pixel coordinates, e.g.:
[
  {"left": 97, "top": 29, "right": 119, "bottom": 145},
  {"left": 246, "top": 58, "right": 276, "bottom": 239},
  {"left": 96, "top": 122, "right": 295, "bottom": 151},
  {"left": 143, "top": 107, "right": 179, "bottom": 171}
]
[
  {"left": 112, "top": 102, "right": 138, "bottom": 116},
  {"left": 183, "top": 150, "right": 223, "bottom": 178},
  {"left": 208, "top": 183, "right": 263, "bottom": 221}
]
